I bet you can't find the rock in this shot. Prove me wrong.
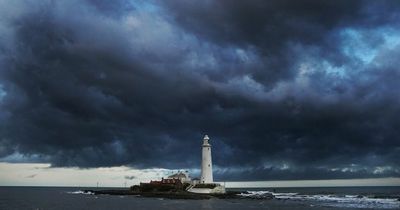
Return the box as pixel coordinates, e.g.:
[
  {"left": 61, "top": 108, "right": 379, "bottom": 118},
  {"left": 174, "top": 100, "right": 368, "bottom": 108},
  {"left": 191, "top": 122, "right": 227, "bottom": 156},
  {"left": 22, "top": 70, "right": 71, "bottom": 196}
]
[{"left": 81, "top": 189, "right": 275, "bottom": 200}]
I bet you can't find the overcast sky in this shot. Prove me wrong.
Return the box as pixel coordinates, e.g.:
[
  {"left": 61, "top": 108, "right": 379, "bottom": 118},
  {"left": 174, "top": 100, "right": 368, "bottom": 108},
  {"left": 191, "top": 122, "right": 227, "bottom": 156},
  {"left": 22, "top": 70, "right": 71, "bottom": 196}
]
[{"left": 0, "top": 0, "right": 400, "bottom": 186}]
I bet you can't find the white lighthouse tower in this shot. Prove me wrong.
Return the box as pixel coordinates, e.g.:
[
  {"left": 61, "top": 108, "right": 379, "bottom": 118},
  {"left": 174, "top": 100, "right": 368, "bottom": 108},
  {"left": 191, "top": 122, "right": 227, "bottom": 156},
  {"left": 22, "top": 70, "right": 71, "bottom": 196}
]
[
  {"left": 188, "top": 135, "right": 225, "bottom": 194},
  {"left": 200, "top": 135, "right": 213, "bottom": 183}
]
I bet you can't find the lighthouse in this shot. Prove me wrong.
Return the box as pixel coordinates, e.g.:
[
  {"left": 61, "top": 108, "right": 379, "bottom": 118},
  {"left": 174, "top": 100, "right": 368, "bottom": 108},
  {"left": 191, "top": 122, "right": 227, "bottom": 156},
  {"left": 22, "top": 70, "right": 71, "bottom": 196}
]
[
  {"left": 200, "top": 135, "right": 213, "bottom": 183},
  {"left": 187, "top": 135, "right": 225, "bottom": 194}
]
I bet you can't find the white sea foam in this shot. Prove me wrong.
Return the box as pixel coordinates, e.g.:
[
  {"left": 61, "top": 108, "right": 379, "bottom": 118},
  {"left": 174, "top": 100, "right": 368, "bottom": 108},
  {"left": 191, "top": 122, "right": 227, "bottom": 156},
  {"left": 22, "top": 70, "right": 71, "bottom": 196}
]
[
  {"left": 67, "top": 190, "right": 94, "bottom": 195},
  {"left": 240, "top": 191, "right": 400, "bottom": 209},
  {"left": 239, "top": 190, "right": 274, "bottom": 198}
]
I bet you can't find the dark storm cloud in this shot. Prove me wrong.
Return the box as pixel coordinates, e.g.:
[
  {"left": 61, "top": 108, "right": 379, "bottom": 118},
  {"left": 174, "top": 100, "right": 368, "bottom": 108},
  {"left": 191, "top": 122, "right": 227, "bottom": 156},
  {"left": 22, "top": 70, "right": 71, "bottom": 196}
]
[
  {"left": 162, "top": 0, "right": 400, "bottom": 84},
  {"left": 0, "top": 0, "right": 399, "bottom": 180},
  {"left": 124, "top": 175, "right": 136, "bottom": 180}
]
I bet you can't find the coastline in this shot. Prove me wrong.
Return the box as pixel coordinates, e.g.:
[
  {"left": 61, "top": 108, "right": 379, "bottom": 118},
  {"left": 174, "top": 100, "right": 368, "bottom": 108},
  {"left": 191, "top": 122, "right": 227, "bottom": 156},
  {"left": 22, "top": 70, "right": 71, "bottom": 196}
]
[{"left": 83, "top": 189, "right": 273, "bottom": 200}]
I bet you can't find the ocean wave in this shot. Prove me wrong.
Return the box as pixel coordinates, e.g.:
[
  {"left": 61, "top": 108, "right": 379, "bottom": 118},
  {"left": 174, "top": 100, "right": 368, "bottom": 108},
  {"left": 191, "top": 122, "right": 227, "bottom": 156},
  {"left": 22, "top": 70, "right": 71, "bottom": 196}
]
[
  {"left": 67, "top": 190, "right": 95, "bottom": 195},
  {"left": 240, "top": 191, "right": 400, "bottom": 209},
  {"left": 239, "top": 191, "right": 274, "bottom": 199}
]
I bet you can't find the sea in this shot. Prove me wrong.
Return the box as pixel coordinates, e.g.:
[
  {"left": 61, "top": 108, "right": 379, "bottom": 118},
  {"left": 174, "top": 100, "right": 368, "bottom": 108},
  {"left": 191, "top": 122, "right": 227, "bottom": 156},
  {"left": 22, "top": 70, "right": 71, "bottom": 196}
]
[{"left": 0, "top": 186, "right": 399, "bottom": 210}]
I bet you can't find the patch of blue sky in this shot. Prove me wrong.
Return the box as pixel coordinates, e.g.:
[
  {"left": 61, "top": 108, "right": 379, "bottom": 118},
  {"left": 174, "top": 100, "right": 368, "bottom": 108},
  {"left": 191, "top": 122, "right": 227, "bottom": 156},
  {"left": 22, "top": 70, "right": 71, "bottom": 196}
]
[
  {"left": 0, "top": 84, "right": 6, "bottom": 101},
  {"left": 321, "top": 61, "right": 347, "bottom": 79},
  {"left": 340, "top": 28, "right": 377, "bottom": 64},
  {"left": 381, "top": 27, "right": 400, "bottom": 49},
  {"left": 129, "top": 0, "right": 160, "bottom": 13},
  {"left": 340, "top": 27, "right": 400, "bottom": 64}
]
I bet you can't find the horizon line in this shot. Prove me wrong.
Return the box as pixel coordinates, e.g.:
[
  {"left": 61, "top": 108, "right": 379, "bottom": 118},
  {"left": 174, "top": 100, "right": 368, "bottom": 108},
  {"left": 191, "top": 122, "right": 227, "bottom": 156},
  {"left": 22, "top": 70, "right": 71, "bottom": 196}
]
[{"left": 1, "top": 177, "right": 399, "bottom": 188}]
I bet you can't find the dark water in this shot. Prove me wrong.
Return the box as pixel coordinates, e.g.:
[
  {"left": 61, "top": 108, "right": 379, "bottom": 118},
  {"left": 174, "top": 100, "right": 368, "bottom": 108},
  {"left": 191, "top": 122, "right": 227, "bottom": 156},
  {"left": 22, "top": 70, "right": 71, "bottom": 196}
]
[{"left": 0, "top": 186, "right": 399, "bottom": 210}]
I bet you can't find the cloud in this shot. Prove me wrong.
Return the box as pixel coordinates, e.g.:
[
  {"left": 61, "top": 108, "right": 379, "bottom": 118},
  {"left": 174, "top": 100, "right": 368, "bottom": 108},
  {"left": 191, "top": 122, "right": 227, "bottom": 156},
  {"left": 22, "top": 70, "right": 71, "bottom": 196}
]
[
  {"left": 25, "top": 174, "right": 37, "bottom": 178},
  {"left": 124, "top": 175, "right": 136, "bottom": 180},
  {"left": 0, "top": 0, "right": 399, "bottom": 180}
]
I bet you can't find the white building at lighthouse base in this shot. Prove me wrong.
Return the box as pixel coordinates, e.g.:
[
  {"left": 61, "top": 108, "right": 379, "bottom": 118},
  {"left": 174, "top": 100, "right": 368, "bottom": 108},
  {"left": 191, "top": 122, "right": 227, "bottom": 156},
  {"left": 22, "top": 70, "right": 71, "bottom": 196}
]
[{"left": 187, "top": 184, "right": 225, "bottom": 194}]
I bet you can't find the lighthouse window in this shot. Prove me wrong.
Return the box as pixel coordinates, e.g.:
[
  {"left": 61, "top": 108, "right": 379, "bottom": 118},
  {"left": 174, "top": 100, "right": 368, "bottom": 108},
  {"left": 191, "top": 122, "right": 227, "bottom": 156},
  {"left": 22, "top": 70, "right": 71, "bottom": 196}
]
[
  {"left": 208, "top": 148, "right": 210, "bottom": 151},
  {"left": 208, "top": 164, "right": 210, "bottom": 167}
]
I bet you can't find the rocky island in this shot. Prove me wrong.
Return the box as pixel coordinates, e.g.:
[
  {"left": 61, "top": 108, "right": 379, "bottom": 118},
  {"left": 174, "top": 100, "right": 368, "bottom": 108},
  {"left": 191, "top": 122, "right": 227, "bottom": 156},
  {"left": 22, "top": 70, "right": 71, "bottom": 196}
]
[{"left": 81, "top": 135, "right": 274, "bottom": 200}]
